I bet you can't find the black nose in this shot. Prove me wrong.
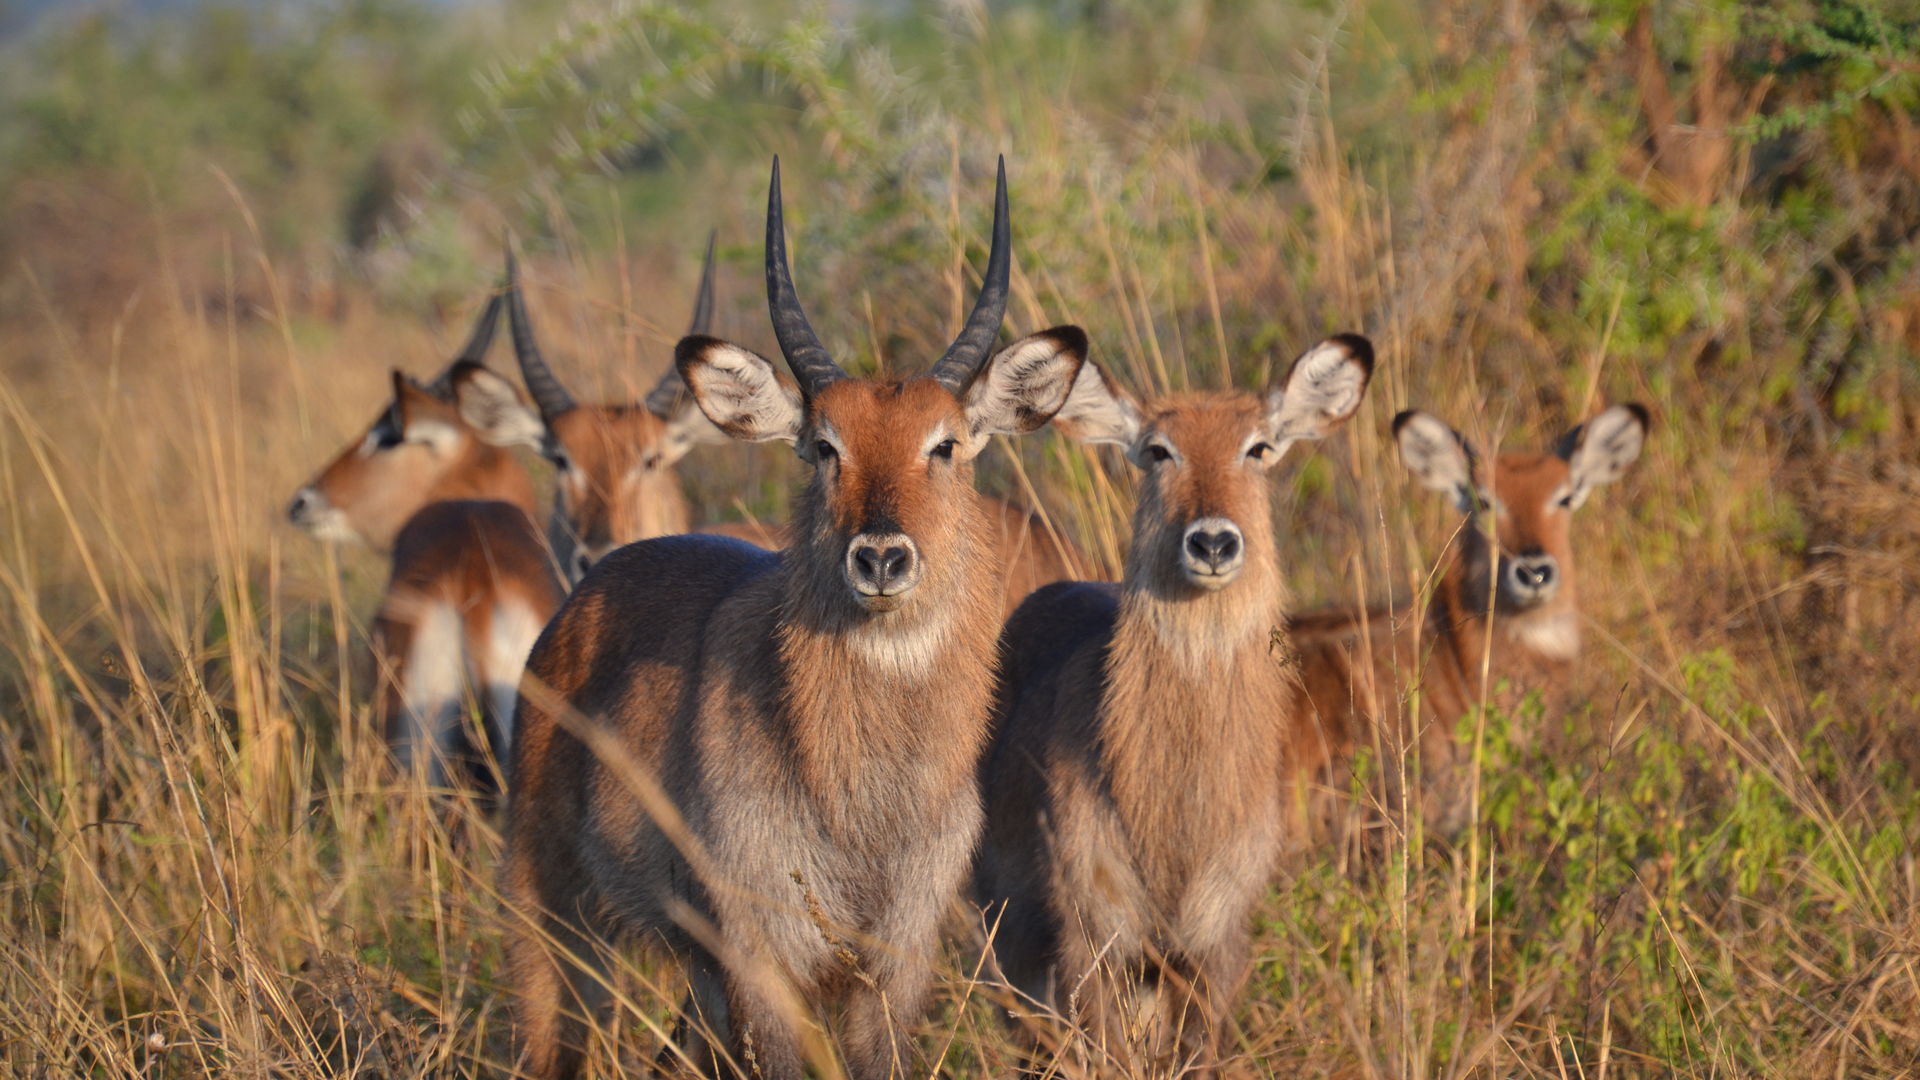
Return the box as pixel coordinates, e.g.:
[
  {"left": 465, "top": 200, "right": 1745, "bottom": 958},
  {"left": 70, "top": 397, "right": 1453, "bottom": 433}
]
[
  {"left": 1512, "top": 558, "right": 1556, "bottom": 590},
  {"left": 852, "top": 544, "right": 913, "bottom": 591},
  {"left": 1185, "top": 528, "right": 1241, "bottom": 570}
]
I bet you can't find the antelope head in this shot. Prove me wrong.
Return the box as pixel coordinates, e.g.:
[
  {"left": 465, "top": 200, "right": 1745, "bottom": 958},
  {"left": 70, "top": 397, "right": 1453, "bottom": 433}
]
[
  {"left": 287, "top": 293, "right": 541, "bottom": 550},
  {"left": 1394, "top": 402, "right": 1649, "bottom": 635},
  {"left": 675, "top": 158, "right": 1089, "bottom": 621}
]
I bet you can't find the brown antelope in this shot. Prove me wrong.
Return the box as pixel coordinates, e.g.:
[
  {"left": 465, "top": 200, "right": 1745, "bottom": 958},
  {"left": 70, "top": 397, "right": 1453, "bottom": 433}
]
[
  {"left": 1287, "top": 403, "right": 1649, "bottom": 827},
  {"left": 287, "top": 293, "right": 564, "bottom": 787},
  {"left": 506, "top": 236, "right": 1088, "bottom": 605},
  {"left": 501, "top": 237, "right": 783, "bottom": 583},
  {"left": 503, "top": 158, "right": 1091, "bottom": 1080},
  {"left": 973, "top": 336, "right": 1375, "bottom": 1076}
]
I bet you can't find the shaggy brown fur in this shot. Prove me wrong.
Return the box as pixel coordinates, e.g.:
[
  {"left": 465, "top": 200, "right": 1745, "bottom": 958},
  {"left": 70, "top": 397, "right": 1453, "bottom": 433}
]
[{"left": 974, "top": 337, "right": 1373, "bottom": 1077}]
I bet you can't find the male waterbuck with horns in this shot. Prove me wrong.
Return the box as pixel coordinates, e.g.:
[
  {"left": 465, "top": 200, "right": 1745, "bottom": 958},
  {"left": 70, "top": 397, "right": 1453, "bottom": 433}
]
[
  {"left": 1287, "top": 403, "right": 1649, "bottom": 829},
  {"left": 502, "top": 236, "right": 782, "bottom": 583},
  {"left": 507, "top": 235, "right": 1089, "bottom": 604},
  {"left": 287, "top": 292, "right": 564, "bottom": 787},
  {"left": 504, "top": 158, "right": 1091, "bottom": 1079},
  {"left": 974, "top": 335, "right": 1374, "bottom": 1076}
]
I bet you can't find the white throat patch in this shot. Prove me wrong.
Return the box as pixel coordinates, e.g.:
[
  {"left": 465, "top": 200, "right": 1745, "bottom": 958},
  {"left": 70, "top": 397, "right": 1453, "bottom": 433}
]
[{"left": 1508, "top": 609, "right": 1580, "bottom": 661}]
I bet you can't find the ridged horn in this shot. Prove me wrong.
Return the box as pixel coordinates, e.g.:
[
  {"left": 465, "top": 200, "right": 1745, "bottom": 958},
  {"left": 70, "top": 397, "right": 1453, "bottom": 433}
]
[
  {"left": 645, "top": 233, "right": 721, "bottom": 419},
  {"left": 764, "top": 157, "right": 846, "bottom": 397},
  {"left": 426, "top": 287, "right": 504, "bottom": 394},
  {"left": 688, "top": 229, "right": 718, "bottom": 336},
  {"left": 927, "top": 156, "right": 1011, "bottom": 395},
  {"left": 505, "top": 245, "right": 576, "bottom": 422}
]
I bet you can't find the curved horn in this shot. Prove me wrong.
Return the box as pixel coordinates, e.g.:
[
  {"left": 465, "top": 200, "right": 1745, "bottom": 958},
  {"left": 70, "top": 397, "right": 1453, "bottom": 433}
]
[
  {"left": 688, "top": 229, "right": 718, "bottom": 336},
  {"left": 928, "top": 155, "right": 1011, "bottom": 395},
  {"left": 456, "top": 292, "right": 503, "bottom": 365},
  {"left": 506, "top": 245, "right": 577, "bottom": 422},
  {"left": 764, "top": 157, "right": 845, "bottom": 396},
  {"left": 426, "top": 287, "right": 505, "bottom": 394}
]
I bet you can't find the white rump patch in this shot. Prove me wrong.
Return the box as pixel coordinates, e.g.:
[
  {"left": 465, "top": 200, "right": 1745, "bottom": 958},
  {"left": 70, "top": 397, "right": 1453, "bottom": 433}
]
[
  {"left": 397, "top": 603, "right": 465, "bottom": 785},
  {"left": 482, "top": 602, "right": 547, "bottom": 745}
]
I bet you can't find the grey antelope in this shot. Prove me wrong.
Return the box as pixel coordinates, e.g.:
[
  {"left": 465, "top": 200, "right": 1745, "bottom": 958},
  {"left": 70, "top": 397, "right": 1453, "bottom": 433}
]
[
  {"left": 973, "top": 336, "right": 1375, "bottom": 1077},
  {"left": 503, "top": 158, "right": 1091, "bottom": 1080},
  {"left": 287, "top": 291, "right": 564, "bottom": 788},
  {"left": 502, "top": 236, "right": 783, "bottom": 583},
  {"left": 1287, "top": 403, "right": 1649, "bottom": 828},
  {"left": 506, "top": 238, "right": 1089, "bottom": 606}
]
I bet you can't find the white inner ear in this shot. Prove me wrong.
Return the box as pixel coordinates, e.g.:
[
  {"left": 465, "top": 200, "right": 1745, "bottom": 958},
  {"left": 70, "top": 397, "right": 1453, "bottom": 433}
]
[
  {"left": 962, "top": 330, "right": 1089, "bottom": 444},
  {"left": 1396, "top": 411, "right": 1474, "bottom": 508},
  {"left": 679, "top": 340, "right": 805, "bottom": 445},
  {"left": 1565, "top": 405, "right": 1647, "bottom": 505},
  {"left": 404, "top": 416, "right": 463, "bottom": 456},
  {"left": 454, "top": 369, "right": 546, "bottom": 449},
  {"left": 1266, "top": 338, "right": 1370, "bottom": 444},
  {"left": 1049, "top": 360, "right": 1142, "bottom": 448}
]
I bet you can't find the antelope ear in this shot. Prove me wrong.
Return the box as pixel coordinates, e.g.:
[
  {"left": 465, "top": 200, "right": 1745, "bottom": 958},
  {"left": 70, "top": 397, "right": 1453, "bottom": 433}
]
[
  {"left": 450, "top": 362, "right": 545, "bottom": 449},
  {"left": 960, "top": 327, "right": 1090, "bottom": 447},
  {"left": 385, "top": 376, "right": 460, "bottom": 456},
  {"left": 1048, "top": 356, "right": 1142, "bottom": 448},
  {"left": 1264, "top": 334, "right": 1373, "bottom": 450},
  {"left": 676, "top": 335, "right": 806, "bottom": 445},
  {"left": 1394, "top": 410, "right": 1477, "bottom": 512},
  {"left": 1557, "top": 402, "right": 1648, "bottom": 510}
]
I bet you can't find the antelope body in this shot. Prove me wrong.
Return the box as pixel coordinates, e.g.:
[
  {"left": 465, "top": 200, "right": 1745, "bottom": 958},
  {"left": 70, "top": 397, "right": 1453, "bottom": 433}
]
[
  {"left": 287, "top": 296, "right": 564, "bottom": 787},
  {"left": 973, "top": 336, "right": 1373, "bottom": 1075},
  {"left": 1287, "top": 404, "right": 1649, "bottom": 827},
  {"left": 503, "top": 159, "right": 1091, "bottom": 1080}
]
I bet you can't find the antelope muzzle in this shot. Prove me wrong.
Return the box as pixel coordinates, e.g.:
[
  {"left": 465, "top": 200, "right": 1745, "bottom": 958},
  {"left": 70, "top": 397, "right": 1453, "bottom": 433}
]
[{"left": 845, "top": 532, "right": 921, "bottom": 609}]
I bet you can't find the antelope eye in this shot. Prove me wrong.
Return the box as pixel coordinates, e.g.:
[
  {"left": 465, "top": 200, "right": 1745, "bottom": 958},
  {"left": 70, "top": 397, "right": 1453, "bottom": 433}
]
[
  {"left": 375, "top": 430, "right": 404, "bottom": 450},
  {"left": 641, "top": 452, "right": 662, "bottom": 471},
  {"left": 1556, "top": 494, "right": 1574, "bottom": 509},
  {"left": 1145, "top": 443, "right": 1173, "bottom": 463},
  {"left": 1246, "top": 442, "right": 1274, "bottom": 461},
  {"left": 549, "top": 450, "right": 572, "bottom": 471},
  {"left": 931, "top": 439, "right": 957, "bottom": 460},
  {"left": 814, "top": 440, "right": 837, "bottom": 462}
]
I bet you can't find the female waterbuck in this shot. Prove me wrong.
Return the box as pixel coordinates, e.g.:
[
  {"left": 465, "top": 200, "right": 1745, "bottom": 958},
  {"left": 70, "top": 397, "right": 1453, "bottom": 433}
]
[
  {"left": 287, "top": 294, "right": 564, "bottom": 787},
  {"left": 973, "top": 335, "right": 1374, "bottom": 1076},
  {"left": 507, "top": 236, "right": 1089, "bottom": 604},
  {"left": 1287, "top": 403, "right": 1649, "bottom": 828},
  {"left": 503, "top": 158, "right": 1091, "bottom": 1080},
  {"left": 503, "top": 236, "right": 782, "bottom": 583}
]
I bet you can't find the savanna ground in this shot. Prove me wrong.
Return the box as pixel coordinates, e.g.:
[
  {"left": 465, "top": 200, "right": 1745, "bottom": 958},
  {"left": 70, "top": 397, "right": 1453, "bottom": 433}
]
[{"left": 2, "top": 0, "right": 1919, "bottom": 1076}]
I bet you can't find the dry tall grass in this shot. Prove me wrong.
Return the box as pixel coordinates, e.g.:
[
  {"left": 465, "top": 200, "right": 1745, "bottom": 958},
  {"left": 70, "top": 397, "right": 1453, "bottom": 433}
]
[{"left": 3, "top": 1, "right": 1918, "bottom": 1077}]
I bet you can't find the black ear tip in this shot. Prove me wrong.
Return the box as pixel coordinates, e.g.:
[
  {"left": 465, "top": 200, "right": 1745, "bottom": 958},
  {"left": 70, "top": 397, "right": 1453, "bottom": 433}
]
[
  {"left": 674, "top": 334, "right": 722, "bottom": 366},
  {"left": 1046, "top": 325, "right": 1090, "bottom": 356},
  {"left": 1390, "top": 409, "right": 1419, "bottom": 436},
  {"left": 1624, "top": 401, "right": 1652, "bottom": 429},
  {"left": 1329, "top": 332, "right": 1374, "bottom": 375}
]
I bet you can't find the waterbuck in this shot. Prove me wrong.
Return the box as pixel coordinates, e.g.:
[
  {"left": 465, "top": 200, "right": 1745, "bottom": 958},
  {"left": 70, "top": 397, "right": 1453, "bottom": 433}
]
[
  {"left": 502, "top": 158, "right": 1091, "bottom": 1079},
  {"left": 287, "top": 293, "right": 563, "bottom": 787},
  {"left": 973, "top": 336, "right": 1374, "bottom": 1076},
  {"left": 1287, "top": 403, "right": 1648, "bottom": 829},
  {"left": 502, "top": 237, "right": 782, "bottom": 583}
]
